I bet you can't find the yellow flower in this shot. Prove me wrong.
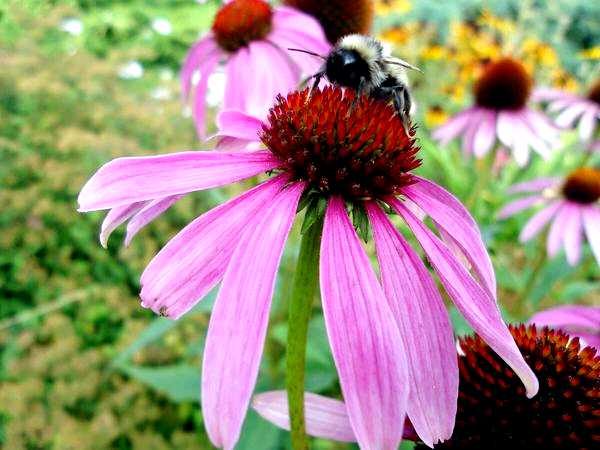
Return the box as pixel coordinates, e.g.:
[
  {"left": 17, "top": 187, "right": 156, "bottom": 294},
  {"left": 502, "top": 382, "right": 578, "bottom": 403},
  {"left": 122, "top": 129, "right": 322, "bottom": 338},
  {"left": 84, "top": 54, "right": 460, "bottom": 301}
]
[
  {"left": 579, "top": 46, "right": 600, "bottom": 60},
  {"left": 425, "top": 106, "right": 449, "bottom": 128},
  {"left": 374, "top": 0, "right": 411, "bottom": 15}
]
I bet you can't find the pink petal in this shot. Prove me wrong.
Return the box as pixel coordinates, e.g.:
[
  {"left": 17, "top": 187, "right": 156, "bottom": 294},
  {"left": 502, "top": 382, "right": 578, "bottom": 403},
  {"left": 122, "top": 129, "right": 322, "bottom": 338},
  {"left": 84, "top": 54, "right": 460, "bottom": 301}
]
[
  {"left": 547, "top": 203, "right": 570, "bottom": 257},
  {"left": 243, "top": 41, "right": 299, "bottom": 119},
  {"left": 519, "top": 201, "right": 561, "bottom": 242},
  {"left": 529, "top": 305, "right": 600, "bottom": 349},
  {"left": 367, "top": 202, "right": 458, "bottom": 446},
  {"left": 78, "top": 150, "right": 279, "bottom": 211},
  {"left": 496, "top": 111, "right": 517, "bottom": 148},
  {"left": 320, "top": 197, "right": 409, "bottom": 450},
  {"left": 403, "top": 177, "right": 497, "bottom": 297},
  {"left": 578, "top": 106, "right": 599, "bottom": 141},
  {"left": 532, "top": 87, "right": 575, "bottom": 103},
  {"left": 563, "top": 204, "right": 584, "bottom": 266},
  {"left": 391, "top": 197, "right": 539, "bottom": 399},
  {"left": 253, "top": 391, "right": 356, "bottom": 443},
  {"left": 517, "top": 112, "right": 554, "bottom": 159},
  {"left": 461, "top": 111, "right": 482, "bottom": 156},
  {"left": 529, "top": 305, "right": 600, "bottom": 332},
  {"left": 100, "top": 202, "right": 145, "bottom": 247},
  {"left": 583, "top": 206, "right": 600, "bottom": 265},
  {"left": 140, "top": 176, "right": 287, "bottom": 319},
  {"left": 192, "top": 51, "right": 221, "bottom": 138},
  {"left": 201, "top": 181, "right": 304, "bottom": 450},
  {"left": 507, "top": 178, "right": 560, "bottom": 195},
  {"left": 272, "top": 6, "right": 329, "bottom": 44},
  {"left": 181, "top": 35, "right": 219, "bottom": 99},
  {"left": 223, "top": 49, "right": 248, "bottom": 111},
  {"left": 267, "top": 28, "right": 328, "bottom": 74},
  {"left": 216, "top": 110, "right": 263, "bottom": 141},
  {"left": 124, "top": 195, "right": 183, "bottom": 246},
  {"left": 498, "top": 195, "right": 544, "bottom": 219},
  {"left": 523, "top": 109, "right": 560, "bottom": 140},
  {"left": 555, "top": 102, "right": 588, "bottom": 128},
  {"left": 473, "top": 110, "right": 497, "bottom": 157},
  {"left": 431, "top": 109, "right": 475, "bottom": 145}
]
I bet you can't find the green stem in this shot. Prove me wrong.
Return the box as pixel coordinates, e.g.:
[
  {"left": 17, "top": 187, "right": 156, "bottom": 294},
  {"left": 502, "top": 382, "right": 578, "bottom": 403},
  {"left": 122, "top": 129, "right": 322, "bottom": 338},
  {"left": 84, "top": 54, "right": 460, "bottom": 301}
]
[
  {"left": 519, "top": 240, "right": 547, "bottom": 317},
  {"left": 286, "top": 218, "right": 323, "bottom": 450}
]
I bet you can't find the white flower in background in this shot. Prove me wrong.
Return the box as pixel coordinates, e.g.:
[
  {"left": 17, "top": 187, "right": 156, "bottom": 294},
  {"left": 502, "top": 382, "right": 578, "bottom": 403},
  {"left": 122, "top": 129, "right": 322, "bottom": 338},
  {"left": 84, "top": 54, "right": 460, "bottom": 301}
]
[
  {"left": 152, "top": 18, "right": 172, "bottom": 35},
  {"left": 118, "top": 61, "right": 144, "bottom": 80},
  {"left": 60, "top": 18, "right": 83, "bottom": 35}
]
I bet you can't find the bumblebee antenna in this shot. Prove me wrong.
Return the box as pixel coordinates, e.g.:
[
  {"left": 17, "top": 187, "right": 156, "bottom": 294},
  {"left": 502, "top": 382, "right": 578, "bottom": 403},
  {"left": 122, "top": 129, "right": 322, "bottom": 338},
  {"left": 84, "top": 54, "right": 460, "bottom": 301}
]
[
  {"left": 385, "top": 58, "right": 422, "bottom": 73},
  {"left": 288, "top": 48, "right": 326, "bottom": 59}
]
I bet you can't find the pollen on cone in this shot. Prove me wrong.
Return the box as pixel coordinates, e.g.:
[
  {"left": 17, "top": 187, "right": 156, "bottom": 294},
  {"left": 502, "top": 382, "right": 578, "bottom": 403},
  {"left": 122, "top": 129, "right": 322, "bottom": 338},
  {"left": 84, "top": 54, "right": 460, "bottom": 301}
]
[{"left": 283, "top": 0, "right": 374, "bottom": 43}]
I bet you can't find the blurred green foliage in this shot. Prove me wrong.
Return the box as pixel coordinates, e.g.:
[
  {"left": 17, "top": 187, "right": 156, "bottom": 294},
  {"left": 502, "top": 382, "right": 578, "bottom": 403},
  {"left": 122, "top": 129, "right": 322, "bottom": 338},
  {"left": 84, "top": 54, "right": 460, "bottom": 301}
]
[{"left": 0, "top": 1, "right": 598, "bottom": 449}]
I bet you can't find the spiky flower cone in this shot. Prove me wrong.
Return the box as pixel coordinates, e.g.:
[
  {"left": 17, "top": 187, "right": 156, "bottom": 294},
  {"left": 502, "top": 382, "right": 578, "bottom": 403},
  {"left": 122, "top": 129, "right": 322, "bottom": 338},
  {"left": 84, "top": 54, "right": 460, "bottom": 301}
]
[
  {"left": 283, "top": 0, "right": 374, "bottom": 43},
  {"left": 417, "top": 325, "right": 599, "bottom": 449}
]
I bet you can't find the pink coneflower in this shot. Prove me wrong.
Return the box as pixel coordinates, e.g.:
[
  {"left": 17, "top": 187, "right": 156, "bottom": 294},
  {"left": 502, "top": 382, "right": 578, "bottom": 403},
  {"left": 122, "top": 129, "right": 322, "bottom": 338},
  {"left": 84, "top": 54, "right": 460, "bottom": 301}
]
[
  {"left": 79, "top": 87, "right": 537, "bottom": 449},
  {"left": 433, "top": 58, "right": 559, "bottom": 166},
  {"left": 534, "top": 78, "right": 600, "bottom": 142},
  {"left": 529, "top": 305, "right": 600, "bottom": 349},
  {"left": 253, "top": 325, "right": 599, "bottom": 449},
  {"left": 499, "top": 167, "right": 600, "bottom": 266},
  {"left": 181, "top": 0, "right": 330, "bottom": 136}
]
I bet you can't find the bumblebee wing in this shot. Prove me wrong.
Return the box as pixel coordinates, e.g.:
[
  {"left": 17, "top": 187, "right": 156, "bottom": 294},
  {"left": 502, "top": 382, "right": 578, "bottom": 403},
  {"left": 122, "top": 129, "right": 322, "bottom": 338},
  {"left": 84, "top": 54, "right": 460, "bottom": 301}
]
[{"left": 384, "top": 57, "right": 422, "bottom": 73}]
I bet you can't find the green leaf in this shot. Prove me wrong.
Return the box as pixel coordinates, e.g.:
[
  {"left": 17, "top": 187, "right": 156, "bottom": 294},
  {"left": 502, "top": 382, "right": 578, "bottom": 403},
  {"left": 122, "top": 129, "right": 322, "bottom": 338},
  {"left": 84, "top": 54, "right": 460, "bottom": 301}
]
[
  {"left": 237, "top": 409, "right": 282, "bottom": 450},
  {"left": 121, "top": 364, "right": 200, "bottom": 402},
  {"left": 351, "top": 203, "right": 370, "bottom": 243},
  {"left": 300, "top": 196, "right": 326, "bottom": 235}
]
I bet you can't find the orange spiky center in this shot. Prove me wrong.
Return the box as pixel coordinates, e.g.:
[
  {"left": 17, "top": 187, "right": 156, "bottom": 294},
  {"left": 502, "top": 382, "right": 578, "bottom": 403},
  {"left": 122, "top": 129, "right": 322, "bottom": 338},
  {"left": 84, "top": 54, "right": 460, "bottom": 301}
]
[
  {"left": 261, "top": 86, "right": 421, "bottom": 199},
  {"left": 283, "top": 0, "right": 374, "bottom": 44},
  {"left": 416, "top": 325, "right": 600, "bottom": 449},
  {"left": 474, "top": 58, "right": 532, "bottom": 110},
  {"left": 588, "top": 79, "right": 600, "bottom": 105},
  {"left": 562, "top": 167, "right": 600, "bottom": 204},
  {"left": 212, "top": 0, "right": 272, "bottom": 52}
]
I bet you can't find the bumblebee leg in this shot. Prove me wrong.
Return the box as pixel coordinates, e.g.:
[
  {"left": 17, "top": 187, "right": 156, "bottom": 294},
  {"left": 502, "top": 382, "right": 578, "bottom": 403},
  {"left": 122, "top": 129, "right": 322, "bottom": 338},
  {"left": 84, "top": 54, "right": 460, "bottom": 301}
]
[
  {"left": 392, "top": 87, "right": 413, "bottom": 134},
  {"left": 308, "top": 71, "right": 325, "bottom": 97},
  {"left": 349, "top": 77, "right": 366, "bottom": 113}
]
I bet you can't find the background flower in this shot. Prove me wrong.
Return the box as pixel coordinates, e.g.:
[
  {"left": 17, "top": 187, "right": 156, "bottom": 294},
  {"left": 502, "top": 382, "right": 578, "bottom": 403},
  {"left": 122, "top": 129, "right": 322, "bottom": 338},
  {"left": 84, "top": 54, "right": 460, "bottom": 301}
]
[
  {"left": 181, "top": 0, "right": 330, "bottom": 137},
  {"left": 499, "top": 168, "right": 600, "bottom": 266},
  {"left": 529, "top": 305, "right": 600, "bottom": 349}
]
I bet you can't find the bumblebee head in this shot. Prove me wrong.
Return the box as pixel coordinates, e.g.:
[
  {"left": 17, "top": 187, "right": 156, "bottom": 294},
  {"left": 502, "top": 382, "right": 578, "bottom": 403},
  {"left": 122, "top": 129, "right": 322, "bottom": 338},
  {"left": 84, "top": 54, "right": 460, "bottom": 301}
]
[{"left": 325, "top": 48, "right": 371, "bottom": 89}]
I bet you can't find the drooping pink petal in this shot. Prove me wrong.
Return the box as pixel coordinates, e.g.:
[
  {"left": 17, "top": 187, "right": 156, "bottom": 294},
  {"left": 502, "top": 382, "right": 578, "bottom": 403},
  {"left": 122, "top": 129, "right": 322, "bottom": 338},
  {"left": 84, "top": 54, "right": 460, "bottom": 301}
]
[
  {"left": 242, "top": 41, "right": 299, "bottom": 119},
  {"left": 529, "top": 305, "right": 600, "bottom": 349},
  {"left": 253, "top": 391, "right": 356, "bottom": 443},
  {"left": 517, "top": 112, "right": 554, "bottom": 159},
  {"left": 555, "top": 102, "right": 589, "bottom": 128},
  {"left": 192, "top": 51, "right": 222, "bottom": 137},
  {"left": 523, "top": 109, "right": 560, "bottom": 141},
  {"left": 181, "top": 34, "right": 219, "bottom": 99},
  {"left": 431, "top": 109, "right": 475, "bottom": 145},
  {"left": 583, "top": 206, "right": 600, "bottom": 265},
  {"left": 78, "top": 150, "right": 279, "bottom": 211},
  {"left": 201, "top": 181, "right": 304, "bottom": 450},
  {"left": 216, "top": 110, "right": 263, "bottom": 141},
  {"left": 390, "top": 197, "right": 539, "bottom": 399},
  {"left": 140, "top": 176, "right": 287, "bottom": 319},
  {"left": 497, "top": 195, "right": 544, "bottom": 219},
  {"left": 473, "top": 109, "right": 497, "bottom": 157},
  {"left": 519, "top": 201, "right": 561, "bottom": 242},
  {"left": 252, "top": 391, "right": 420, "bottom": 444},
  {"left": 320, "top": 197, "right": 409, "bottom": 450},
  {"left": 100, "top": 202, "right": 145, "bottom": 247},
  {"left": 223, "top": 48, "right": 249, "bottom": 112},
  {"left": 507, "top": 178, "right": 560, "bottom": 195},
  {"left": 124, "top": 195, "right": 183, "bottom": 247},
  {"left": 578, "top": 106, "right": 599, "bottom": 141},
  {"left": 496, "top": 110, "right": 517, "bottom": 149},
  {"left": 562, "top": 203, "right": 584, "bottom": 266},
  {"left": 547, "top": 203, "right": 570, "bottom": 257},
  {"left": 366, "top": 202, "right": 458, "bottom": 447},
  {"left": 403, "top": 177, "right": 497, "bottom": 297},
  {"left": 461, "top": 111, "right": 482, "bottom": 156}
]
